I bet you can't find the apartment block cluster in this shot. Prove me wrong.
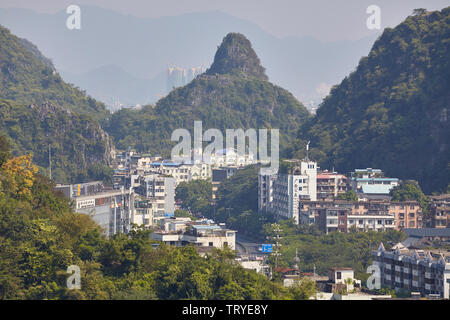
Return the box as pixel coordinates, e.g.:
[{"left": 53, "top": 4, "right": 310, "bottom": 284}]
[
  {"left": 372, "top": 242, "right": 450, "bottom": 299},
  {"left": 55, "top": 148, "right": 261, "bottom": 246},
  {"left": 258, "top": 161, "right": 431, "bottom": 233}
]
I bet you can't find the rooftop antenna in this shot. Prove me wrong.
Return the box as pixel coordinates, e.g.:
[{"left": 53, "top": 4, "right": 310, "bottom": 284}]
[
  {"left": 293, "top": 248, "right": 300, "bottom": 275},
  {"left": 306, "top": 141, "right": 310, "bottom": 161}
]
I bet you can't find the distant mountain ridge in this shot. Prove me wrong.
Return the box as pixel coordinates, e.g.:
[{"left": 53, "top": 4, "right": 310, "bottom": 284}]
[{"left": 0, "top": 6, "right": 379, "bottom": 108}]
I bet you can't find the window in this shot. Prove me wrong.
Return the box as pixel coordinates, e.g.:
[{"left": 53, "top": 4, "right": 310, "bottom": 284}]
[
  {"left": 409, "top": 221, "right": 415, "bottom": 227},
  {"left": 409, "top": 213, "right": 415, "bottom": 218},
  {"left": 359, "top": 220, "right": 363, "bottom": 225},
  {"left": 337, "top": 272, "right": 342, "bottom": 280},
  {"left": 377, "top": 220, "right": 383, "bottom": 225},
  {"left": 410, "top": 205, "right": 415, "bottom": 210},
  {"left": 209, "top": 242, "right": 213, "bottom": 247}
]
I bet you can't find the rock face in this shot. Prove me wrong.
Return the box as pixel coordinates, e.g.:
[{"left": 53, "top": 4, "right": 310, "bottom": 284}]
[
  {"left": 0, "top": 99, "right": 114, "bottom": 183},
  {"left": 206, "top": 33, "right": 268, "bottom": 80},
  {"left": 0, "top": 25, "right": 115, "bottom": 183}
]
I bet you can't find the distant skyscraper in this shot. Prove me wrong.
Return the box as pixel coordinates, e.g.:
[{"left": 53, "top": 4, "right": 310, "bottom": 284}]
[{"left": 167, "top": 66, "right": 206, "bottom": 93}]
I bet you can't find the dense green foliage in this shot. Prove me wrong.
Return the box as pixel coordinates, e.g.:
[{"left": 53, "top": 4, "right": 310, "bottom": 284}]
[
  {"left": 0, "top": 25, "right": 108, "bottom": 120},
  {"left": 265, "top": 221, "right": 405, "bottom": 281},
  {"left": 338, "top": 190, "right": 358, "bottom": 202},
  {"left": 390, "top": 180, "right": 430, "bottom": 217},
  {"left": 105, "top": 33, "right": 310, "bottom": 156},
  {"left": 0, "top": 100, "right": 113, "bottom": 184},
  {"left": 175, "top": 179, "right": 212, "bottom": 215},
  {"left": 290, "top": 8, "right": 450, "bottom": 194},
  {"left": 0, "top": 140, "right": 314, "bottom": 300},
  {"left": 0, "top": 25, "right": 114, "bottom": 183}
]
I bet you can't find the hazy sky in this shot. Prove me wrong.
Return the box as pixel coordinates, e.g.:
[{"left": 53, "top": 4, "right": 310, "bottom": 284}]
[{"left": 0, "top": 0, "right": 448, "bottom": 41}]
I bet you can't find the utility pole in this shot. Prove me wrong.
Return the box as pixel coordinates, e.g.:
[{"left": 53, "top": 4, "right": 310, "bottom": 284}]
[
  {"left": 48, "top": 143, "right": 52, "bottom": 180},
  {"left": 270, "top": 223, "right": 283, "bottom": 270}
]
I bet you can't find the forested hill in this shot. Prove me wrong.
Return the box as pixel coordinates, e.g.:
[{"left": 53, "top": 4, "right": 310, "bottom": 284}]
[
  {"left": 105, "top": 33, "right": 310, "bottom": 155},
  {"left": 290, "top": 7, "right": 450, "bottom": 194},
  {"left": 0, "top": 25, "right": 114, "bottom": 183},
  {"left": 0, "top": 25, "right": 109, "bottom": 121}
]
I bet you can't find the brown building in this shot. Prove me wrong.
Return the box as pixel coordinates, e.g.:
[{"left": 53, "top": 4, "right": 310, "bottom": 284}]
[
  {"left": 430, "top": 194, "right": 450, "bottom": 228},
  {"left": 316, "top": 171, "right": 349, "bottom": 200}
]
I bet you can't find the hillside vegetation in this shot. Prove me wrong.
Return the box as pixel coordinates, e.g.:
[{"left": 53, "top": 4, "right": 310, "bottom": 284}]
[
  {"left": 289, "top": 8, "right": 450, "bottom": 193},
  {"left": 106, "top": 33, "right": 310, "bottom": 156}
]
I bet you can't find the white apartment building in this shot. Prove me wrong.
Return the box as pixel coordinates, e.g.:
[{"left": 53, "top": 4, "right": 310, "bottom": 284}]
[
  {"left": 145, "top": 161, "right": 211, "bottom": 186},
  {"left": 258, "top": 169, "right": 277, "bottom": 213},
  {"left": 209, "top": 148, "right": 256, "bottom": 168},
  {"left": 151, "top": 220, "right": 236, "bottom": 250},
  {"left": 136, "top": 174, "right": 175, "bottom": 218},
  {"left": 268, "top": 160, "right": 317, "bottom": 223}
]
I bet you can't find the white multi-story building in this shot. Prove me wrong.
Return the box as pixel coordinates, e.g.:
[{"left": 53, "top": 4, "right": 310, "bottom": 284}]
[
  {"left": 56, "top": 182, "right": 134, "bottom": 237},
  {"left": 209, "top": 148, "right": 256, "bottom": 168},
  {"left": 145, "top": 160, "right": 211, "bottom": 185},
  {"left": 258, "top": 169, "right": 277, "bottom": 213},
  {"left": 260, "top": 160, "right": 317, "bottom": 224},
  {"left": 151, "top": 219, "right": 236, "bottom": 250},
  {"left": 135, "top": 174, "right": 175, "bottom": 218}
]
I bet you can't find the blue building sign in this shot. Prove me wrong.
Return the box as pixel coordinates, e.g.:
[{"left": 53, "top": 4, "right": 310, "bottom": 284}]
[
  {"left": 164, "top": 212, "right": 175, "bottom": 218},
  {"left": 261, "top": 244, "right": 273, "bottom": 253}
]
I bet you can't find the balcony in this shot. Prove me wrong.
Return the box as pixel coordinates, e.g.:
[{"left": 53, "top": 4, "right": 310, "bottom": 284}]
[
  {"left": 425, "top": 272, "right": 432, "bottom": 279},
  {"left": 385, "top": 264, "right": 392, "bottom": 270},
  {"left": 412, "top": 270, "right": 419, "bottom": 276}
]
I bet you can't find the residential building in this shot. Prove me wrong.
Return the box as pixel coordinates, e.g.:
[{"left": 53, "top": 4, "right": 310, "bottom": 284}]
[
  {"left": 430, "top": 194, "right": 450, "bottom": 228},
  {"left": 150, "top": 218, "right": 236, "bottom": 250},
  {"left": 349, "top": 168, "right": 399, "bottom": 199},
  {"left": 372, "top": 242, "right": 450, "bottom": 299},
  {"left": 403, "top": 228, "right": 450, "bottom": 244},
  {"left": 132, "top": 199, "right": 155, "bottom": 228},
  {"left": 145, "top": 160, "right": 211, "bottom": 185},
  {"left": 299, "top": 199, "right": 422, "bottom": 233},
  {"left": 135, "top": 174, "right": 175, "bottom": 218},
  {"left": 258, "top": 168, "right": 277, "bottom": 213},
  {"left": 316, "top": 171, "right": 349, "bottom": 200},
  {"left": 209, "top": 148, "right": 256, "bottom": 167},
  {"left": 270, "top": 160, "right": 317, "bottom": 223}
]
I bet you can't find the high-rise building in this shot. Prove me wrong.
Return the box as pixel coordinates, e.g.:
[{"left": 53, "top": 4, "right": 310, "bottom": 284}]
[
  {"left": 259, "top": 160, "right": 317, "bottom": 224},
  {"left": 167, "top": 66, "right": 206, "bottom": 93}
]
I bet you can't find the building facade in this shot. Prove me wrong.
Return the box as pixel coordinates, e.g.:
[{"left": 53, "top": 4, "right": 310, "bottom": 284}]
[
  {"left": 430, "top": 194, "right": 450, "bottom": 228},
  {"left": 316, "top": 171, "right": 349, "bottom": 200},
  {"left": 372, "top": 243, "right": 450, "bottom": 299},
  {"left": 299, "top": 199, "right": 422, "bottom": 233}
]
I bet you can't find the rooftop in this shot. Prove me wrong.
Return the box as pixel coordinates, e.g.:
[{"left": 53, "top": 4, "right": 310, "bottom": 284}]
[
  {"left": 404, "top": 228, "right": 450, "bottom": 238},
  {"left": 361, "top": 184, "right": 394, "bottom": 195}
]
